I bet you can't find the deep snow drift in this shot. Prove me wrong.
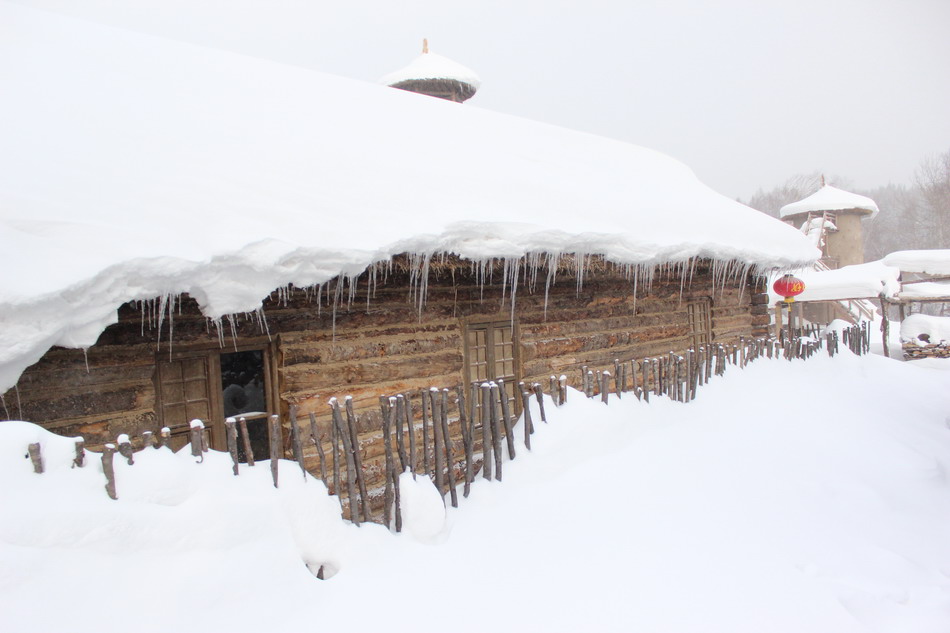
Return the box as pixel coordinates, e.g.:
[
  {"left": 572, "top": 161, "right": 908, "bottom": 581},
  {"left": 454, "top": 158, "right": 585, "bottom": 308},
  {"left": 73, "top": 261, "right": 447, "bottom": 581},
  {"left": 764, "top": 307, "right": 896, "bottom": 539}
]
[{"left": 2, "top": 352, "right": 949, "bottom": 633}]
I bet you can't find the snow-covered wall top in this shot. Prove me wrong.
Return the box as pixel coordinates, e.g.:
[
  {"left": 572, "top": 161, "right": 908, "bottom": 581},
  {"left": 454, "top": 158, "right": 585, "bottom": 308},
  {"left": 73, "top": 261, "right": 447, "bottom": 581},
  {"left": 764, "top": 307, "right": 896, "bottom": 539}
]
[
  {"left": 883, "top": 250, "right": 950, "bottom": 275},
  {"left": 0, "top": 2, "right": 817, "bottom": 393},
  {"left": 380, "top": 50, "right": 481, "bottom": 89},
  {"left": 779, "top": 186, "right": 880, "bottom": 219},
  {"left": 901, "top": 314, "right": 950, "bottom": 345}
]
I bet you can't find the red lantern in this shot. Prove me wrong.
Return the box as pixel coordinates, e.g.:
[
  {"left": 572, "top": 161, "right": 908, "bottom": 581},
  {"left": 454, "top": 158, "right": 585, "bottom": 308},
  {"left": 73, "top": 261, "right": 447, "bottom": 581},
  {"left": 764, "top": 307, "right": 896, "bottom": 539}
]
[{"left": 772, "top": 274, "right": 805, "bottom": 303}]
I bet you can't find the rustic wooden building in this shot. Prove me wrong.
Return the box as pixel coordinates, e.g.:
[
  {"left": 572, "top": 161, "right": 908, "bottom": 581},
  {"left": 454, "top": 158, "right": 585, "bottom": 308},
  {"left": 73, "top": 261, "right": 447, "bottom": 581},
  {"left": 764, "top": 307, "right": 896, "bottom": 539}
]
[{"left": 0, "top": 4, "right": 818, "bottom": 511}]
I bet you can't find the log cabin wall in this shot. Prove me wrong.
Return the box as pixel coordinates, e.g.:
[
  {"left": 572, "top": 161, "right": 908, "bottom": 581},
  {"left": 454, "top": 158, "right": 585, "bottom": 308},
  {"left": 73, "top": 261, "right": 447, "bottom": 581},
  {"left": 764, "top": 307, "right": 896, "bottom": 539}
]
[{"left": 2, "top": 257, "right": 767, "bottom": 515}]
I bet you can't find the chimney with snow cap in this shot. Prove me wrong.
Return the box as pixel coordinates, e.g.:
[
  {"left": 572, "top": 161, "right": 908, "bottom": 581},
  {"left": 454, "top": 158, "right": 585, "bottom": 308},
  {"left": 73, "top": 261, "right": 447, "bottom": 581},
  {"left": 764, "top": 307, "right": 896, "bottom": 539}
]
[{"left": 380, "top": 39, "right": 480, "bottom": 103}]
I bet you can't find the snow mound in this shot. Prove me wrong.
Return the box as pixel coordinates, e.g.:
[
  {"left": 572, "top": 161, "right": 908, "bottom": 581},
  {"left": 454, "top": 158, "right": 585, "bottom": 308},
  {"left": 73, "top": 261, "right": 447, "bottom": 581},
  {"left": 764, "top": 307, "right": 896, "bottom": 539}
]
[
  {"left": 3, "top": 354, "right": 950, "bottom": 632},
  {"left": 901, "top": 314, "right": 950, "bottom": 345}
]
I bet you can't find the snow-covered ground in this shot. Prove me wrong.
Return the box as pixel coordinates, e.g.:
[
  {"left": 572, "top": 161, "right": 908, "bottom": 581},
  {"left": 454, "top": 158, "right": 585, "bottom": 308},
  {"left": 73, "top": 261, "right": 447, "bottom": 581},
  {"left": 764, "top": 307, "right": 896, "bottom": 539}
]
[{"left": 2, "top": 351, "right": 949, "bottom": 633}]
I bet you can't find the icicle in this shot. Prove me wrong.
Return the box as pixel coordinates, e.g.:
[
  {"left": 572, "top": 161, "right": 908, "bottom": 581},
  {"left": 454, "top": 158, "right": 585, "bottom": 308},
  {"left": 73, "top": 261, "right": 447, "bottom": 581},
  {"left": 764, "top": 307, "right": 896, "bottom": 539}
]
[
  {"left": 500, "top": 257, "right": 509, "bottom": 310},
  {"left": 509, "top": 257, "right": 521, "bottom": 325},
  {"left": 226, "top": 314, "right": 239, "bottom": 351},
  {"left": 14, "top": 385, "right": 23, "bottom": 420},
  {"left": 155, "top": 294, "right": 168, "bottom": 350},
  {"left": 83, "top": 348, "right": 90, "bottom": 374},
  {"left": 256, "top": 307, "right": 272, "bottom": 340},
  {"left": 543, "top": 253, "right": 557, "bottom": 321}
]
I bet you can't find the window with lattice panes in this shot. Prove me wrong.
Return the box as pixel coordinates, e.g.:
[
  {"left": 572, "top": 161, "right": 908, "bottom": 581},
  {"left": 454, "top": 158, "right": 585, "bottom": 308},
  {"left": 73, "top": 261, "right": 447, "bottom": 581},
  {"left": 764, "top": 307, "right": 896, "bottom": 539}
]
[
  {"left": 686, "top": 299, "right": 713, "bottom": 348},
  {"left": 156, "top": 345, "right": 274, "bottom": 459},
  {"left": 464, "top": 320, "right": 520, "bottom": 413}
]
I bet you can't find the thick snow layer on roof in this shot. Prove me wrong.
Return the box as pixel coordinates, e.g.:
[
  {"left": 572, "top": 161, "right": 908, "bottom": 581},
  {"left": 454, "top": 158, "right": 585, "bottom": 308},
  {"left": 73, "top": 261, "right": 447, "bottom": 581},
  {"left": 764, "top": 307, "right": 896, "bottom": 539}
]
[
  {"left": 0, "top": 2, "right": 817, "bottom": 392},
  {"left": 883, "top": 250, "right": 950, "bottom": 275},
  {"left": 779, "top": 185, "right": 879, "bottom": 219},
  {"left": 769, "top": 261, "right": 900, "bottom": 303},
  {"left": 380, "top": 50, "right": 481, "bottom": 89},
  {"left": 899, "top": 281, "right": 950, "bottom": 299},
  {"left": 901, "top": 314, "right": 950, "bottom": 344}
]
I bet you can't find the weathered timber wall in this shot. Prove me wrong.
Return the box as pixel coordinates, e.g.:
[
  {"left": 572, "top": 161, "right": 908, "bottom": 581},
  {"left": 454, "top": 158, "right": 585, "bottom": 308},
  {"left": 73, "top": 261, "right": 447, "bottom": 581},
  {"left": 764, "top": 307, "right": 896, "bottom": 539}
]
[{"left": 2, "top": 258, "right": 762, "bottom": 513}]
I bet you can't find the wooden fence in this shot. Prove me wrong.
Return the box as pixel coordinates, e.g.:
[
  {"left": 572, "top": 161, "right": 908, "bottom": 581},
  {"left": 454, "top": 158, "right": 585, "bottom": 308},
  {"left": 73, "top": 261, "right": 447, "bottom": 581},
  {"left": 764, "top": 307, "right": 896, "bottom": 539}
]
[{"left": 18, "top": 323, "right": 872, "bottom": 528}]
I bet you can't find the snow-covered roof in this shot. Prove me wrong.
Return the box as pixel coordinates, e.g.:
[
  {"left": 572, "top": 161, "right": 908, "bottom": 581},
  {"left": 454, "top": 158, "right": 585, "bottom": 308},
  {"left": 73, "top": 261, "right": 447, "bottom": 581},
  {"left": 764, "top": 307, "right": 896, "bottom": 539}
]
[
  {"left": 0, "top": 2, "right": 817, "bottom": 392},
  {"left": 779, "top": 185, "right": 879, "bottom": 219},
  {"left": 380, "top": 49, "right": 481, "bottom": 90},
  {"left": 769, "top": 261, "right": 901, "bottom": 304},
  {"left": 883, "top": 250, "right": 950, "bottom": 275}
]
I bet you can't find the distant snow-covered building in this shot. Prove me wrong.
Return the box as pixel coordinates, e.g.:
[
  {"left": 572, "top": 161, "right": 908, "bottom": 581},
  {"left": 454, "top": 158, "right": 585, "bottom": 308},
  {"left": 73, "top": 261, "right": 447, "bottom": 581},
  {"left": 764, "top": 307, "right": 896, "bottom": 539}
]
[
  {"left": 781, "top": 184, "right": 879, "bottom": 269},
  {"left": 381, "top": 39, "right": 480, "bottom": 103},
  {"left": 0, "top": 2, "right": 817, "bottom": 515}
]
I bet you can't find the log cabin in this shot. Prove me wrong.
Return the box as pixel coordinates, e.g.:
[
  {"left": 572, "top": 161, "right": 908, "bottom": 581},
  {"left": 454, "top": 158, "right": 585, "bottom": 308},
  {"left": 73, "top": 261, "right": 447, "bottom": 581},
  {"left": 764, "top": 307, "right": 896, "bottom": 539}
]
[{"left": 0, "top": 3, "right": 818, "bottom": 515}]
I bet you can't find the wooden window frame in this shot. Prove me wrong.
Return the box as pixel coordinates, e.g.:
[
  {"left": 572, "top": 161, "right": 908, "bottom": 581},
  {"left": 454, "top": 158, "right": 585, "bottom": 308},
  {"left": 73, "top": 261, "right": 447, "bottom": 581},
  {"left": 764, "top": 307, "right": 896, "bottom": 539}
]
[
  {"left": 154, "top": 339, "right": 279, "bottom": 451},
  {"left": 687, "top": 298, "right": 713, "bottom": 349},
  {"left": 461, "top": 315, "right": 522, "bottom": 415}
]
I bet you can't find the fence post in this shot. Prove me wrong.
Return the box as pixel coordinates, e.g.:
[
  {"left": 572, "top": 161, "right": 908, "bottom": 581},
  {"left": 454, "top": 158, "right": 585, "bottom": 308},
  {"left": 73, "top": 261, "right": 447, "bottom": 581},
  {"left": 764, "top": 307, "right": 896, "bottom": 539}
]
[{"left": 28, "top": 442, "right": 43, "bottom": 474}]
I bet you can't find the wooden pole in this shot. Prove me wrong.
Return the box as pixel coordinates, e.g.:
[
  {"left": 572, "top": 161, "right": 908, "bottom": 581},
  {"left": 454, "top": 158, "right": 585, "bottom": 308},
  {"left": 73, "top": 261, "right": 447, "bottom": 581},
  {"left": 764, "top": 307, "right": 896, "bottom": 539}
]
[
  {"left": 142, "top": 431, "right": 154, "bottom": 449},
  {"left": 289, "top": 405, "right": 307, "bottom": 480},
  {"left": 642, "top": 359, "right": 650, "bottom": 402},
  {"left": 28, "top": 442, "right": 43, "bottom": 474},
  {"left": 159, "top": 426, "right": 171, "bottom": 449},
  {"left": 559, "top": 374, "right": 568, "bottom": 404},
  {"left": 345, "top": 397, "right": 371, "bottom": 524},
  {"left": 497, "top": 381, "right": 516, "bottom": 459},
  {"left": 600, "top": 372, "right": 610, "bottom": 404},
  {"left": 268, "top": 414, "right": 281, "bottom": 488},
  {"left": 530, "top": 383, "right": 545, "bottom": 423},
  {"left": 189, "top": 420, "right": 204, "bottom": 462},
  {"left": 489, "top": 383, "right": 503, "bottom": 481},
  {"left": 380, "top": 398, "right": 395, "bottom": 528},
  {"left": 403, "top": 392, "right": 417, "bottom": 478},
  {"left": 479, "top": 383, "right": 492, "bottom": 481},
  {"left": 774, "top": 302, "right": 782, "bottom": 340},
  {"left": 431, "top": 388, "right": 446, "bottom": 496},
  {"left": 238, "top": 416, "right": 254, "bottom": 466},
  {"left": 117, "top": 435, "right": 134, "bottom": 465},
  {"left": 308, "top": 412, "right": 327, "bottom": 483},
  {"left": 421, "top": 388, "right": 432, "bottom": 477},
  {"left": 521, "top": 389, "right": 534, "bottom": 451},
  {"left": 457, "top": 385, "right": 474, "bottom": 497},
  {"left": 225, "top": 417, "right": 239, "bottom": 476},
  {"left": 102, "top": 444, "right": 117, "bottom": 500},
  {"left": 394, "top": 394, "right": 407, "bottom": 472},
  {"left": 331, "top": 400, "right": 360, "bottom": 526},
  {"left": 550, "top": 375, "right": 559, "bottom": 406},
  {"left": 73, "top": 439, "right": 85, "bottom": 468},
  {"left": 440, "top": 389, "right": 458, "bottom": 508}
]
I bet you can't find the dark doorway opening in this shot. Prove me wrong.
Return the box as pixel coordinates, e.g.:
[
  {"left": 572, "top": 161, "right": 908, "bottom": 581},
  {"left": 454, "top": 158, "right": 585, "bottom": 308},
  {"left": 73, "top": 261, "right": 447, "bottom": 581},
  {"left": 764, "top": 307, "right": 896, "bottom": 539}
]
[{"left": 220, "top": 350, "right": 269, "bottom": 463}]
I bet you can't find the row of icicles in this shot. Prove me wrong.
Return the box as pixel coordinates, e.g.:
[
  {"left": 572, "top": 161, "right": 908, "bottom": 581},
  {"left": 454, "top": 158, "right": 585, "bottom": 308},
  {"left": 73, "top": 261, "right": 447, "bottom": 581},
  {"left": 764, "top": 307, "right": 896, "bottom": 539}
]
[{"left": 128, "top": 253, "right": 767, "bottom": 354}]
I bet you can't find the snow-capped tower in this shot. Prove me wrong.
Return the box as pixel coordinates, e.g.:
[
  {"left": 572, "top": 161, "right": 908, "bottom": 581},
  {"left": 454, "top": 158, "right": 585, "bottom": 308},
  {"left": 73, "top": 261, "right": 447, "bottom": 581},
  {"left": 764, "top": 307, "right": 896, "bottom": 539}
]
[
  {"left": 381, "top": 39, "right": 480, "bottom": 103},
  {"left": 780, "top": 181, "right": 879, "bottom": 268}
]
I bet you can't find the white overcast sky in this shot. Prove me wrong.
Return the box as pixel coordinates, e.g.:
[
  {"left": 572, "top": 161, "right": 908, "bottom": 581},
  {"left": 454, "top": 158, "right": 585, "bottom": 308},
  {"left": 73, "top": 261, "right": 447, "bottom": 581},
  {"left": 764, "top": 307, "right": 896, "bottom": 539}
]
[{"left": 14, "top": 0, "right": 950, "bottom": 200}]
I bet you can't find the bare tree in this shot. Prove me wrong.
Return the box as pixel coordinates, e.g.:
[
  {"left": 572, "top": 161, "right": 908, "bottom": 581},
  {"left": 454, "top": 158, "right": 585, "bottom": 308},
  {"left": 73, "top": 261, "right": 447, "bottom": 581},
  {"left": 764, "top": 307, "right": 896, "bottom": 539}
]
[{"left": 914, "top": 149, "right": 950, "bottom": 249}]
